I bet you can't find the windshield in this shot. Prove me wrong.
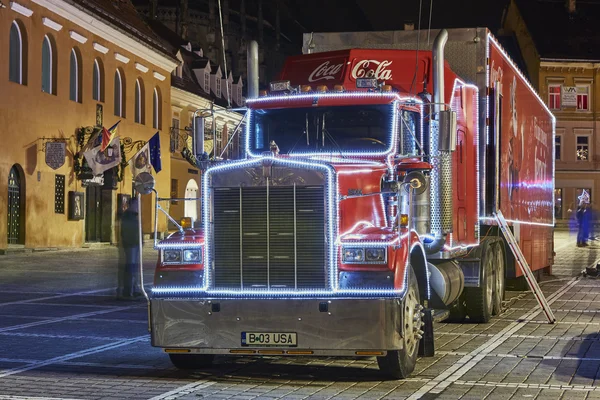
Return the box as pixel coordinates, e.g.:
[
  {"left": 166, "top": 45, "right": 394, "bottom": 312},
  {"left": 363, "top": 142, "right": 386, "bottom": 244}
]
[{"left": 249, "top": 104, "right": 395, "bottom": 155}]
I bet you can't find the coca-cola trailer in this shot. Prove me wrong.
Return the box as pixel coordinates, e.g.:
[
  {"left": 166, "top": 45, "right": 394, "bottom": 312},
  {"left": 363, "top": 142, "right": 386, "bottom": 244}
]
[{"left": 148, "top": 28, "right": 555, "bottom": 378}]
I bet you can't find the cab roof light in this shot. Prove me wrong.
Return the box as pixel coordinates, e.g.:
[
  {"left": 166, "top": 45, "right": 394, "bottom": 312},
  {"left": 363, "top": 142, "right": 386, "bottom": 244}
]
[
  {"left": 333, "top": 84, "right": 345, "bottom": 92},
  {"left": 301, "top": 85, "right": 312, "bottom": 92},
  {"left": 382, "top": 84, "right": 393, "bottom": 92},
  {"left": 259, "top": 90, "right": 268, "bottom": 97},
  {"left": 316, "top": 85, "right": 328, "bottom": 93}
]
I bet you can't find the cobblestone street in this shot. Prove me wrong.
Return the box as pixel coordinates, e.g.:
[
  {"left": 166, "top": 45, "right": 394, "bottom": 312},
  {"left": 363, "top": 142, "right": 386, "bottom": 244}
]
[{"left": 0, "top": 231, "right": 599, "bottom": 400}]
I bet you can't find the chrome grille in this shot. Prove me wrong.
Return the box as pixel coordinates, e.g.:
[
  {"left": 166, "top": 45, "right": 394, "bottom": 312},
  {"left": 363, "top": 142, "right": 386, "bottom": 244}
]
[{"left": 213, "top": 184, "right": 326, "bottom": 289}]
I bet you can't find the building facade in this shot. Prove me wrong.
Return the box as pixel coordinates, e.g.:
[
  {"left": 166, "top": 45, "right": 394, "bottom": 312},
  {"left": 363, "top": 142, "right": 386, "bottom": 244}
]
[
  {"left": 0, "top": 0, "right": 178, "bottom": 250},
  {"left": 503, "top": 0, "right": 600, "bottom": 223}
]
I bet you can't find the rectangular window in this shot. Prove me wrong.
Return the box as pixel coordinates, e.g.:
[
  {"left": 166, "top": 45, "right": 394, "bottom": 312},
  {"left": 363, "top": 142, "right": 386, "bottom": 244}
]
[
  {"left": 204, "top": 73, "right": 209, "bottom": 92},
  {"left": 554, "top": 188, "right": 562, "bottom": 219},
  {"left": 216, "top": 79, "right": 221, "bottom": 97},
  {"left": 555, "top": 135, "right": 561, "bottom": 161},
  {"left": 55, "top": 175, "right": 65, "bottom": 214},
  {"left": 577, "top": 86, "right": 589, "bottom": 111},
  {"left": 170, "top": 179, "right": 178, "bottom": 205},
  {"left": 576, "top": 136, "right": 589, "bottom": 161},
  {"left": 549, "top": 85, "right": 561, "bottom": 110},
  {"left": 170, "top": 117, "right": 180, "bottom": 153}
]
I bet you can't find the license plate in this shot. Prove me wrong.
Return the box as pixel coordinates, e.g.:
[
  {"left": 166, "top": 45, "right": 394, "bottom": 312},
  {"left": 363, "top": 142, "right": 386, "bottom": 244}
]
[{"left": 241, "top": 332, "right": 297, "bottom": 347}]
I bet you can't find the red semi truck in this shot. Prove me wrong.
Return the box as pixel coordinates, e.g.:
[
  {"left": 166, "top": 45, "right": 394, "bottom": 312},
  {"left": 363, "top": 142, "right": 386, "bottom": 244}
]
[{"left": 148, "top": 28, "right": 555, "bottom": 378}]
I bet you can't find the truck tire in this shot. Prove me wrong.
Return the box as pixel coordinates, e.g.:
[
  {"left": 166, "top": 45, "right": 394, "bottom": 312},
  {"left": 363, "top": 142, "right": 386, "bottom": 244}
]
[
  {"left": 464, "top": 242, "right": 494, "bottom": 323},
  {"left": 169, "top": 353, "right": 214, "bottom": 369},
  {"left": 377, "top": 267, "right": 422, "bottom": 379},
  {"left": 492, "top": 242, "right": 506, "bottom": 316}
]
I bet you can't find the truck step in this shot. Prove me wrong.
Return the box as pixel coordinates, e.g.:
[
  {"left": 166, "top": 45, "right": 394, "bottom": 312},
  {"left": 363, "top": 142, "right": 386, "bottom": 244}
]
[{"left": 432, "top": 309, "right": 450, "bottom": 323}]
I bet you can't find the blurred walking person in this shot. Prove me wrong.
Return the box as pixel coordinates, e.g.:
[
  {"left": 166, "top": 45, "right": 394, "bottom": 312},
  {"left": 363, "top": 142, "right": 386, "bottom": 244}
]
[{"left": 120, "top": 198, "right": 142, "bottom": 298}]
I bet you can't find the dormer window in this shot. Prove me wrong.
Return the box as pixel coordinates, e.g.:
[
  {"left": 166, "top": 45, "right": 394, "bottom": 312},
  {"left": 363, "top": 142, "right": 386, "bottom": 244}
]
[
  {"left": 204, "top": 73, "right": 209, "bottom": 92},
  {"left": 216, "top": 78, "right": 221, "bottom": 97}
]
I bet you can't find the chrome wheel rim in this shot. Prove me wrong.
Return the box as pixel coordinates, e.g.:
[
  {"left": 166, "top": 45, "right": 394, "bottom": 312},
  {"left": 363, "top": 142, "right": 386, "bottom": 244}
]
[
  {"left": 485, "top": 250, "right": 494, "bottom": 315},
  {"left": 495, "top": 246, "right": 505, "bottom": 306},
  {"left": 404, "top": 285, "right": 423, "bottom": 356}
]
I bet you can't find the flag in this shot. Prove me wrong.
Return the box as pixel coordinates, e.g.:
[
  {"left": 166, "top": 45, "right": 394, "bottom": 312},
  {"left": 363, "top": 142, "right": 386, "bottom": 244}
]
[
  {"left": 101, "top": 121, "right": 121, "bottom": 152},
  {"left": 148, "top": 132, "right": 162, "bottom": 173},
  {"left": 78, "top": 129, "right": 102, "bottom": 156},
  {"left": 83, "top": 136, "right": 122, "bottom": 175},
  {"left": 129, "top": 142, "right": 152, "bottom": 179}
]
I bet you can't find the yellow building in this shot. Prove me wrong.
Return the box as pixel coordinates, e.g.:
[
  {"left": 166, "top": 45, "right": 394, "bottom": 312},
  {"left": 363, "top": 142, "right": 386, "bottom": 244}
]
[
  {"left": 503, "top": 0, "right": 600, "bottom": 223},
  {"left": 0, "top": 0, "right": 178, "bottom": 250}
]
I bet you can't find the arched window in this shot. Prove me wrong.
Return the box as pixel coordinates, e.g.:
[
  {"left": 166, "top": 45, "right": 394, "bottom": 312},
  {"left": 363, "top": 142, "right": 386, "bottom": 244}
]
[
  {"left": 9, "top": 21, "right": 24, "bottom": 84},
  {"left": 92, "top": 59, "right": 104, "bottom": 102},
  {"left": 41, "top": 35, "right": 55, "bottom": 94},
  {"left": 134, "top": 78, "right": 144, "bottom": 124},
  {"left": 114, "top": 69, "right": 124, "bottom": 117},
  {"left": 153, "top": 87, "right": 162, "bottom": 130},
  {"left": 69, "top": 48, "right": 82, "bottom": 103}
]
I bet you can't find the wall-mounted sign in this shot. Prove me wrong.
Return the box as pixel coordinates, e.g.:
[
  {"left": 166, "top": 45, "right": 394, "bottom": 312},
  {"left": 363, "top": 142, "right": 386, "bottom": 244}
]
[
  {"left": 81, "top": 175, "right": 105, "bottom": 187},
  {"left": 45, "top": 142, "right": 66, "bottom": 170},
  {"left": 562, "top": 86, "right": 577, "bottom": 107}
]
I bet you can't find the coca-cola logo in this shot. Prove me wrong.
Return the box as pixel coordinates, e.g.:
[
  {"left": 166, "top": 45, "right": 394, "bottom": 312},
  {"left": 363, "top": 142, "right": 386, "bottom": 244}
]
[
  {"left": 308, "top": 61, "right": 344, "bottom": 82},
  {"left": 351, "top": 60, "right": 393, "bottom": 81}
]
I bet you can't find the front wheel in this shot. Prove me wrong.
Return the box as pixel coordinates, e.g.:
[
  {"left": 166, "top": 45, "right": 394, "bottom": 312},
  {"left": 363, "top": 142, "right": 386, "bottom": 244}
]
[
  {"left": 169, "top": 353, "right": 214, "bottom": 370},
  {"left": 377, "top": 267, "right": 422, "bottom": 379}
]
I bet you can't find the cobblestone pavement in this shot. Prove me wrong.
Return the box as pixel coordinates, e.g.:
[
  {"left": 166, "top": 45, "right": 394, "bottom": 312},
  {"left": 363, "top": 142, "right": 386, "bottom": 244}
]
[{"left": 0, "top": 231, "right": 600, "bottom": 400}]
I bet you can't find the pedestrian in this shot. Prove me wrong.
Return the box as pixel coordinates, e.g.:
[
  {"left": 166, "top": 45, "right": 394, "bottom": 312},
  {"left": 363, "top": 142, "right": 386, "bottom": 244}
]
[
  {"left": 120, "top": 197, "right": 142, "bottom": 299},
  {"left": 577, "top": 202, "right": 591, "bottom": 247}
]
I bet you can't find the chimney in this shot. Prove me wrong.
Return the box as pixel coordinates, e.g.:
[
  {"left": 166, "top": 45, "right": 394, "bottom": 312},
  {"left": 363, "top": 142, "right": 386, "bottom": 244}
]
[
  {"left": 404, "top": 22, "right": 415, "bottom": 31},
  {"left": 566, "top": 0, "right": 576, "bottom": 13}
]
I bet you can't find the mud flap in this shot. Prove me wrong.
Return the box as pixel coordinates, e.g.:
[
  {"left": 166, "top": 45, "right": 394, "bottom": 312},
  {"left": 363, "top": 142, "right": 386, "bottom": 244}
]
[{"left": 418, "top": 308, "right": 435, "bottom": 357}]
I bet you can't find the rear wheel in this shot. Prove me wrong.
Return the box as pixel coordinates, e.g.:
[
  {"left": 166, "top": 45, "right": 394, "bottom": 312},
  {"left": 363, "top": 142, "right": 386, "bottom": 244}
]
[
  {"left": 492, "top": 242, "right": 506, "bottom": 316},
  {"left": 169, "top": 353, "right": 214, "bottom": 369},
  {"left": 464, "top": 242, "right": 494, "bottom": 323},
  {"left": 377, "top": 267, "right": 422, "bottom": 379}
]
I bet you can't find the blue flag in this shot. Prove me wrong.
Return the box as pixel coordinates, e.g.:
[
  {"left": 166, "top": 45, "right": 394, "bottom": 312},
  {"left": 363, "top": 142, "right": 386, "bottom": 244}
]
[{"left": 149, "top": 132, "right": 162, "bottom": 173}]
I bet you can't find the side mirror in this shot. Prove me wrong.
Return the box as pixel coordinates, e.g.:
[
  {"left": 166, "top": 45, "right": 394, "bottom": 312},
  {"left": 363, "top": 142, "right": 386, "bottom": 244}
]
[
  {"left": 438, "top": 110, "right": 457, "bottom": 152},
  {"left": 193, "top": 116, "right": 205, "bottom": 160}
]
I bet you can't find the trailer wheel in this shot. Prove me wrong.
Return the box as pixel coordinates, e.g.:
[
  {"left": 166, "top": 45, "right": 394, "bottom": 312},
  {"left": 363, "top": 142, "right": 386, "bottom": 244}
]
[
  {"left": 492, "top": 242, "right": 506, "bottom": 316},
  {"left": 168, "top": 354, "right": 214, "bottom": 369},
  {"left": 377, "top": 267, "right": 422, "bottom": 379},
  {"left": 464, "top": 242, "right": 494, "bottom": 323}
]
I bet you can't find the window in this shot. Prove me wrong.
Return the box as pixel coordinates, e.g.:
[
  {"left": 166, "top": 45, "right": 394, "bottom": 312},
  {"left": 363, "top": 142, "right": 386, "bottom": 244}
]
[
  {"left": 69, "top": 48, "right": 81, "bottom": 103},
  {"left": 134, "top": 78, "right": 144, "bottom": 124},
  {"left": 576, "top": 136, "right": 589, "bottom": 161},
  {"left": 577, "top": 86, "right": 589, "bottom": 111},
  {"left": 555, "top": 135, "right": 561, "bottom": 161},
  {"left": 554, "top": 188, "right": 562, "bottom": 219},
  {"left": 216, "top": 78, "right": 221, "bottom": 97},
  {"left": 92, "top": 59, "right": 104, "bottom": 102},
  {"left": 170, "top": 117, "right": 179, "bottom": 153},
  {"left": 548, "top": 84, "right": 561, "bottom": 110},
  {"left": 41, "top": 35, "right": 54, "bottom": 94},
  {"left": 114, "top": 69, "right": 124, "bottom": 117},
  {"left": 9, "top": 21, "right": 24, "bottom": 84},
  {"left": 204, "top": 73, "right": 209, "bottom": 92},
  {"left": 153, "top": 88, "right": 161, "bottom": 129}
]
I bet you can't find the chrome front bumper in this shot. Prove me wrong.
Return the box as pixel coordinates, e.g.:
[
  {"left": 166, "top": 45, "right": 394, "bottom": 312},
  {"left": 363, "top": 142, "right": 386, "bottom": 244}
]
[{"left": 150, "top": 298, "right": 404, "bottom": 355}]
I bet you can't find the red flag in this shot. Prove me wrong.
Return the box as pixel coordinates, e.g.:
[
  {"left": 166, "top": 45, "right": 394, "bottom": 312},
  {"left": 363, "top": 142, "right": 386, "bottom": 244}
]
[{"left": 101, "top": 121, "right": 120, "bottom": 152}]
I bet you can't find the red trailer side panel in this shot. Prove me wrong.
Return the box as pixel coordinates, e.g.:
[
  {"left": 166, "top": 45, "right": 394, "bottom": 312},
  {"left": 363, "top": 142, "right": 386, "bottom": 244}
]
[{"left": 488, "top": 37, "right": 554, "bottom": 273}]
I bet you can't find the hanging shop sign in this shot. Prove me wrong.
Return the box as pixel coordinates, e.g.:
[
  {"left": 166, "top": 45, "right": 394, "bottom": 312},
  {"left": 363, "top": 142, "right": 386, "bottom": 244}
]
[{"left": 45, "top": 142, "right": 66, "bottom": 170}]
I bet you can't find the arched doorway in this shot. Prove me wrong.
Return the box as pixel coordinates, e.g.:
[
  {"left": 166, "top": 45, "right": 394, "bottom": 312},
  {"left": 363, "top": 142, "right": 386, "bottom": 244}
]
[
  {"left": 7, "top": 165, "right": 25, "bottom": 244},
  {"left": 184, "top": 179, "right": 200, "bottom": 227}
]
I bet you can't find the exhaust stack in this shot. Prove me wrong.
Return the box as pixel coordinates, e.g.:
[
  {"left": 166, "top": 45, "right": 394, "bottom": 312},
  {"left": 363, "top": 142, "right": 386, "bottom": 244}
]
[
  {"left": 424, "top": 28, "right": 455, "bottom": 255},
  {"left": 247, "top": 40, "right": 259, "bottom": 99}
]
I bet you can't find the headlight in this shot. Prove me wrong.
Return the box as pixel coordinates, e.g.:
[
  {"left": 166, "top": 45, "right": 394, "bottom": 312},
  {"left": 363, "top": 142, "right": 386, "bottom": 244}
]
[
  {"left": 342, "top": 248, "right": 364, "bottom": 263},
  {"left": 163, "top": 250, "right": 181, "bottom": 263},
  {"left": 183, "top": 249, "right": 202, "bottom": 263},
  {"left": 342, "top": 247, "right": 387, "bottom": 264},
  {"left": 365, "top": 248, "right": 386, "bottom": 262}
]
